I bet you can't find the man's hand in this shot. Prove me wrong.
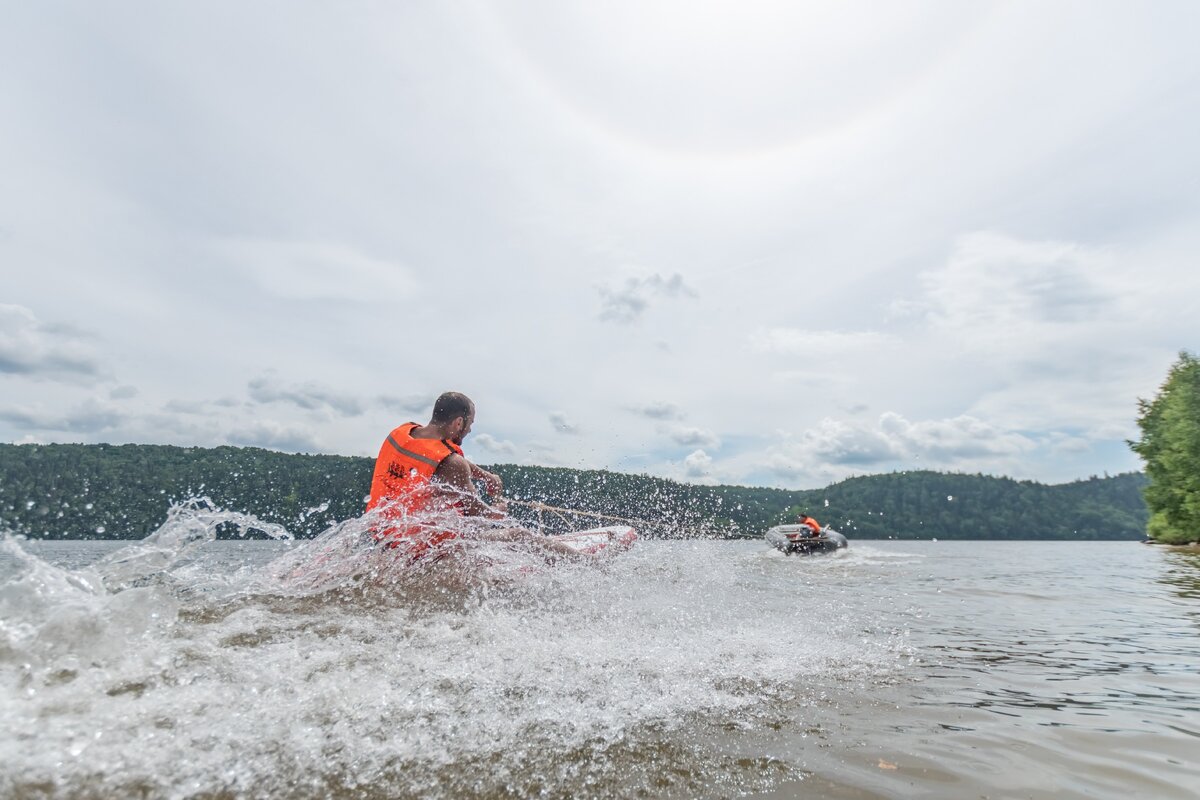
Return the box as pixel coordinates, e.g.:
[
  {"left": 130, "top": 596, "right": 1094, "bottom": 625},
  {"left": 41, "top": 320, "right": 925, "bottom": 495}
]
[
  {"left": 468, "top": 462, "right": 504, "bottom": 497},
  {"left": 485, "top": 498, "right": 509, "bottom": 519}
]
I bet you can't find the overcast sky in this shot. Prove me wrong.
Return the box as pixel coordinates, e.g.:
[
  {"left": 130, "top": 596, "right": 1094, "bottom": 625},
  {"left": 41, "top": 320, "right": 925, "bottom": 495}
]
[{"left": 2, "top": 1, "right": 1198, "bottom": 489}]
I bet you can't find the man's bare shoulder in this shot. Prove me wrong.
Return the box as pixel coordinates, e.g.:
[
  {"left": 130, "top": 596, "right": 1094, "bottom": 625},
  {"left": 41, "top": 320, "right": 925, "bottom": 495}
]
[{"left": 434, "top": 452, "right": 471, "bottom": 482}]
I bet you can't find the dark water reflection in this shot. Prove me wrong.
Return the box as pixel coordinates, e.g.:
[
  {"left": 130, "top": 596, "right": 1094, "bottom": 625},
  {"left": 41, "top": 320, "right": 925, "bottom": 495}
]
[{"left": 1161, "top": 550, "right": 1200, "bottom": 601}]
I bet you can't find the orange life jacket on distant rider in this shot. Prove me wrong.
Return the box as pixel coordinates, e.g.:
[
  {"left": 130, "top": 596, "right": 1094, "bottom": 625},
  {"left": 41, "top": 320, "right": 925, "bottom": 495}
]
[
  {"left": 367, "top": 422, "right": 464, "bottom": 551},
  {"left": 800, "top": 516, "right": 822, "bottom": 535}
]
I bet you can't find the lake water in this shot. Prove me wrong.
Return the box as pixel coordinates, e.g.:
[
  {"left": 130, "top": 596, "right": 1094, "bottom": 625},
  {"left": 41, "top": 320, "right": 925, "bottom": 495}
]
[{"left": 1, "top": 509, "right": 1197, "bottom": 799}]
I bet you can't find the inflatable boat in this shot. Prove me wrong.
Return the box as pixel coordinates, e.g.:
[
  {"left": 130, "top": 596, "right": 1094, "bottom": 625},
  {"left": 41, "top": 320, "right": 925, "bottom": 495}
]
[{"left": 764, "top": 524, "right": 849, "bottom": 556}]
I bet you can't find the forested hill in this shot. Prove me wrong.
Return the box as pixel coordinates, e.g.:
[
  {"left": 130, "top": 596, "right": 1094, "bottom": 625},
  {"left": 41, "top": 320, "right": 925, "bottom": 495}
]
[{"left": 0, "top": 443, "right": 1148, "bottom": 540}]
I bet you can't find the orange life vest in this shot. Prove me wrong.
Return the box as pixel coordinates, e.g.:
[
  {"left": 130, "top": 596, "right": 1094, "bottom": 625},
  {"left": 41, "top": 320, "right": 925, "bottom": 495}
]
[
  {"left": 367, "top": 422, "right": 464, "bottom": 553},
  {"left": 801, "top": 516, "right": 822, "bottom": 535}
]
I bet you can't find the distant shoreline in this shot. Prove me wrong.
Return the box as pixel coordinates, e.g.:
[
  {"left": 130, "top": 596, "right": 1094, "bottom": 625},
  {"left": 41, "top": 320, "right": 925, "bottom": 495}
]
[{"left": 2, "top": 443, "right": 1150, "bottom": 542}]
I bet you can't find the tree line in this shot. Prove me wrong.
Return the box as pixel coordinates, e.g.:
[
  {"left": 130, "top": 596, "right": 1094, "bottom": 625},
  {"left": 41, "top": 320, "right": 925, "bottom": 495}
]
[
  {"left": 0, "top": 442, "right": 1148, "bottom": 540},
  {"left": 1130, "top": 350, "right": 1200, "bottom": 545}
]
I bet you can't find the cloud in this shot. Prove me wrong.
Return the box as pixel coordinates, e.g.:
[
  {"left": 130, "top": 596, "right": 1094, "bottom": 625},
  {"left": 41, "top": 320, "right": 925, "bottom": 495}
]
[
  {"left": 881, "top": 412, "right": 1036, "bottom": 461},
  {"left": 549, "top": 411, "right": 580, "bottom": 435},
  {"left": 472, "top": 433, "right": 518, "bottom": 456},
  {"left": 759, "top": 410, "right": 1045, "bottom": 486},
  {"left": 248, "top": 375, "right": 364, "bottom": 417},
  {"left": 801, "top": 412, "right": 1035, "bottom": 466},
  {"left": 760, "top": 411, "right": 1040, "bottom": 486},
  {"left": 750, "top": 327, "right": 898, "bottom": 356},
  {"left": 882, "top": 231, "right": 1182, "bottom": 434},
  {"left": 0, "top": 305, "right": 104, "bottom": 382},
  {"left": 109, "top": 385, "right": 139, "bottom": 400},
  {"left": 0, "top": 399, "right": 124, "bottom": 434},
  {"left": 219, "top": 240, "right": 416, "bottom": 303},
  {"left": 2, "top": 6, "right": 1194, "bottom": 487},
  {"left": 163, "top": 399, "right": 211, "bottom": 415},
  {"left": 683, "top": 448, "right": 713, "bottom": 478},
  {"left": 666, "top": 424, "right": 720, "bottom": 449},
  {"left": 669, "top": 448, "right": 719, "bottom": 486},
  {"left": 897, "top": 232, "right": 1124, "bottom": 341},
  {"left": 628, "top": 401, "right": 684, "bottom": 420},
  {"left": 1048, "top": 433, "right": 1092, "bottom": 455},
  {"left": 377, "top": 394, "right": 435, "bottom": 416},
  {"left": 796, "top": 418, "right": 903, "bottom": 467},
  {"left": 227, "top": 421, "right": 324, "bottom": 453},
  {"left": 597, "top": 272, "right": 697, "bottom": 323}
]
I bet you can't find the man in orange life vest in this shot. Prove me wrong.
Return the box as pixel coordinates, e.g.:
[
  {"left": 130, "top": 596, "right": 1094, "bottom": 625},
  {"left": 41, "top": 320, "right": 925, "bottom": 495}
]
[
  {"left": 797, "top": 513, "right": 823, "bottom": 538},
  {"left": 366, "top": 391, "right": 581, "bottom": 559}
]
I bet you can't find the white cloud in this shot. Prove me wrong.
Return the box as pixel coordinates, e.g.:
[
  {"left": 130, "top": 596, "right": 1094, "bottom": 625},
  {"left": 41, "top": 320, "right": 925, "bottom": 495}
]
[
  {"left": 906, "top": 232, "right": 1123, "bottom": 336},
  {"left": 2, "top": 3, "right": 1195, "bottom": 487},
  {"left": 378, "top": 394, "right": 435, "bottom": 416},
  {"left": 683, "top": 448, "right": 713, "bottom": 478},
  {"left": 666, "top": 425, "right": 720, "bottom": 449},
  {"left": 750, "top": 327, "right": 898, "bottom": 356},
  {"left": 163, "top": 399, "right": 211, "bottom": 415},
  {"left": 549, "top": 412, "right": 580, "bottom": 435},
  {"left": 0, "top": 398, "right": 124, "bottom": 434},
  {"left": 248, "top": 375, "right": 364, "bottom": 417},
  {"left": 0, "top": 305, "right": 104, "bottom": 381},
  {"left": 228, "top": 421, "right": 324, "bottom": 454},
  {"left": 803, "top": 416, "right": 904, "bottom": 466},
  {"left": 473, "top": 433, "right": 518, "bottom": 456},
  {"left": 884, "top": 230, "right": 1193, "bottom": 437},
  {"left": 218, "top": 240, "right": 416, "bottom": 303},
  {"left": 762, "top": 411, "right": 1039, "bottom": 486},
  {"left": 878, "top": 412, "right": 1036, "bottom": 462},
  {"left": 1048, "top": 433, "right": 1092, "bottom": 455},
  {"left": 629, "top": 401, "right": 684, "bottom": 420},
  {"left": 597, "top": 272, "right": 697, "bottom": 323}
]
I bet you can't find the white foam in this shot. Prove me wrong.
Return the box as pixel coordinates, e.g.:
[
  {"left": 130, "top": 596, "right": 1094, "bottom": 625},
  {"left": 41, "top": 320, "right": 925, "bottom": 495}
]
[{"left": 1, "top": 503, "right": 913, "bottom": 797}]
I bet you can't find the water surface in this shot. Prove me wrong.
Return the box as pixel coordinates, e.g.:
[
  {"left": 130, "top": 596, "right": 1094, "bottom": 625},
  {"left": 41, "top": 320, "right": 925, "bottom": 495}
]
[{"left": 2, "top": 514, "right": 1196, "bottom": 799}]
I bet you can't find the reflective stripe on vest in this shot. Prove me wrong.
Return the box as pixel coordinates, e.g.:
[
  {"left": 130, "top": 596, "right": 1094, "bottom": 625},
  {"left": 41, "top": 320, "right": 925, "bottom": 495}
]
[{"left": 386, "top": 435, "right": 442, "bottom": 469}]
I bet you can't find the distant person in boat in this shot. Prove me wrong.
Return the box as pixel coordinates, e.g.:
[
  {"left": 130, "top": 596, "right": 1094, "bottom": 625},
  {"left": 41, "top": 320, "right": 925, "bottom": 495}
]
[
  {"left": 796, "top": 513, "right": 823, "bottom": 537},
  {"left": 367, "top": 391, "right": 582, "bottom": 560}
]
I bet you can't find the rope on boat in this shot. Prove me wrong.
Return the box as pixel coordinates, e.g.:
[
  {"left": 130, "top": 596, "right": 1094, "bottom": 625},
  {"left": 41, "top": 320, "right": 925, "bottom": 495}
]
[{"left": 502, "top": 498, "right": 653, "bottom": 533}]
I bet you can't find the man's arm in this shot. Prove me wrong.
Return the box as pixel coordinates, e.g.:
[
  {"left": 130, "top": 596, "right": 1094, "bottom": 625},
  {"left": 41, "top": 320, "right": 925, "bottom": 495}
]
[
  {"left": 435, "top": 458, "right": 590, "bottom": 560},
  {"left": 467, "top": 460, "right": 504, "bottom": 498},
  {"left": 434, "top": 454, "right": 504, "bottom": 518}
]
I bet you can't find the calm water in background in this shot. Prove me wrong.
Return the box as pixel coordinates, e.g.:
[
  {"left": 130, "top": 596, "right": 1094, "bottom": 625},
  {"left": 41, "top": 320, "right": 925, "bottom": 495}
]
[{"left": 1, "top": 527, "right": 1197, "bottom": 799}]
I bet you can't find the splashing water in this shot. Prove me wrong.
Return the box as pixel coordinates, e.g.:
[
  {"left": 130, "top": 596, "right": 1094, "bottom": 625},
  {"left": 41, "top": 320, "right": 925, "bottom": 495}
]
[{"left": 0, "top": 500, "right": 912, "bottom": 798}]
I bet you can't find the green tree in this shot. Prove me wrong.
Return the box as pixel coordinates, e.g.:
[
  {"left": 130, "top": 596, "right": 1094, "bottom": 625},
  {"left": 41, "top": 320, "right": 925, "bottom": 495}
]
[{"left": 1130, "top": 351, "right": 1200, "bottom": 544}]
